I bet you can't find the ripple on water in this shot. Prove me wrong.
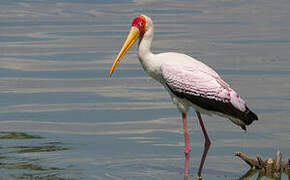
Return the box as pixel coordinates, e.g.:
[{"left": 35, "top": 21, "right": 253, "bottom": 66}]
[{"left": 0, "top": 0, "right": 290, "bottom": 179}]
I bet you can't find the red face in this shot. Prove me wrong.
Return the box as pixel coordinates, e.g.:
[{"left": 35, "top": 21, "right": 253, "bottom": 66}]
[{"left": 132, "top": 16, "right": 146, "bottom": 35}]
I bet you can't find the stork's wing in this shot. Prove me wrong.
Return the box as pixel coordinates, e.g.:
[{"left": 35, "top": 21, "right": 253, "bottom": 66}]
[{"left": 160, "top": 63, "right": 257, "bottom": 126}]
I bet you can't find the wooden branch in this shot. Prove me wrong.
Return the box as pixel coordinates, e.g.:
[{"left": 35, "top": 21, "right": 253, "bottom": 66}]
[
  {"left": 284, "top": 158, "right": 290, "bottom": 174},
  {"left": 265, "top": 158, "right": 274, "bottom": 174},
  {"left": 275, "top": 150, "right": 282, "bottom": 172},
  {"left": 235, "top": 150, "right": 289, "bottom": 176},
  {"left": 256, "top": 155, "right": 266, "bottom": 170},
  {"left": 235, "top": 152, "right": 259, "bottom": 168}
]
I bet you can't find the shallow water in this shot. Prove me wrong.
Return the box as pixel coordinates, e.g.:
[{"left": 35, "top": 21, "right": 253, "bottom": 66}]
[{"left": 0, "top": 0, "right": 290, "bottom": 179}]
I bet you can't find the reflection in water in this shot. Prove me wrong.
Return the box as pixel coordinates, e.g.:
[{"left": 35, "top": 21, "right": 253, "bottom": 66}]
[
  {"left": 238, "top": 169, "right": 258, "bottom": 180},
  {"left": 0, "top": 132, "right": 79, "bottom": 179},
  {"left": 0, "top": 0, "right": 290, "bottom": 179},
  {"left": 182, "top": 154, "right": 289, "bottom": 180},
  {"left": 238, "top": 168, "right": 290, "bottom": 180},
  {"left": 184, "top": 154, "right": 190, "bottom": 180}
]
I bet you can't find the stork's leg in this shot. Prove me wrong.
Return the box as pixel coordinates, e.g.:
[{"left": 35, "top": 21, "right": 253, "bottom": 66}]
[
  {"left": 182, "top": 113, "right": 191, "bottom": 155},
  {"left": 196, "top": 111, "right": 211, "bottom": 179},
  {"left": 182, "top": 112, "right": 190, "bottom": 176}
]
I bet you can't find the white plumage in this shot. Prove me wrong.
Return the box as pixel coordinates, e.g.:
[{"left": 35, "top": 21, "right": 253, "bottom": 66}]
[{"left": 109, "top": 14, "right": 258, "bottom": 178}]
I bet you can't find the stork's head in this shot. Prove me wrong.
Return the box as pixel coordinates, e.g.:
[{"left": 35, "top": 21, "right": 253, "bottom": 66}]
[
  {"left": 131, "top": 15, "right": 147, "bottom": 35},
  {"left": 109, "top": 14, "right": 152, "bottom": 77}
]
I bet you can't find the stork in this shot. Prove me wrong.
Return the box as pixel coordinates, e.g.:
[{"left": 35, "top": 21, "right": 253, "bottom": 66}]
[{"left": 109, "top": 14, "right": 258, "bottom": 178}]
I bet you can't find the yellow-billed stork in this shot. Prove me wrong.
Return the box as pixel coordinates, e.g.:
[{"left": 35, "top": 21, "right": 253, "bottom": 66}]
[{"left": 109, "top": 14, "right": 258, "bottom": 178}]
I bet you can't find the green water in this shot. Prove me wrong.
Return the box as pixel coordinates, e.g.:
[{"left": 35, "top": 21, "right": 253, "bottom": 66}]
[{"left": 0, "top": 0, "right": 289, "bottom": 179}]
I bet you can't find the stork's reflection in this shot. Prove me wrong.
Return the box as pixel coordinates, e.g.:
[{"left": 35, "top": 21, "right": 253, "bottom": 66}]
[
  {"left": 183, "top": 153, "right": 204, "bottom": 180},
  {"left": 184, "top": 153, "right": 190, "bottom": 180}
]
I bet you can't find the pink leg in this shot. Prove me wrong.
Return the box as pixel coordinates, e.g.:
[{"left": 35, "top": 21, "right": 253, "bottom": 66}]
[
  {"left": 184, "top": 150, "right": 190, "bottom": 177},
  {"left": 182, "top": 113, "right": 191, "bottom": 155},
  {"left": 182, "top": 112, "right": 190, "bottom": 177},
  {"left": 196, "top": 111, "right": 211, "bottom": 179}
]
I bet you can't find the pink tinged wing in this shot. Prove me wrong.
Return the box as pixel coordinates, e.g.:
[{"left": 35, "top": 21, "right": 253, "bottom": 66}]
[
  {"left": 161, "top": 64, "right": 246, "bottom": 112},
  {"left": 229, "top": 90, "right": 246, "bottom": 112},
  {"left": 192, "top": 62, "right": 246, "bottom": 112},
  {"left": 184, "top": 58, "right": 230, "bottom": 89}
]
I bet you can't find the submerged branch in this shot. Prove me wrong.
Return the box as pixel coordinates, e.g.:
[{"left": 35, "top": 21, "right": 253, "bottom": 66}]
[
  {"left": 235, "top": 150, "right": 290, "bottom": 179},
  {"left": 235, "top": 152, "right": 259, "bottom": 168}
]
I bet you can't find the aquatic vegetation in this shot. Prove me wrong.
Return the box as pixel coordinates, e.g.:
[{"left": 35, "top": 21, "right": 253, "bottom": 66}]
[
  {"left": 10, "top": 143, "right": 70, "bottom": 153},
  {"left": 0, "top": 132, "right": 77, "bottom": 179},
  {"left": 0, "top": 132, "right": 42, "bottom": 139}
]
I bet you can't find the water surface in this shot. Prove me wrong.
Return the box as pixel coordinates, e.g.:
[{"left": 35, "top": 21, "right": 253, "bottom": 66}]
[{"left": 0, "top": 0, "right": 290, "bottom": 179}]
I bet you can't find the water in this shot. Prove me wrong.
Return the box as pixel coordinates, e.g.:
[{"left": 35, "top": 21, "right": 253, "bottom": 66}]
[{"left": 0, "top": 0, "right": 290, "bottom": 179}]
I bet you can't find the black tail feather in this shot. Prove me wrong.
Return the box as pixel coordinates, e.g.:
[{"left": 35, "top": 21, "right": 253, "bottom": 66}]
[{"left": 243, "top": 107, "right": 258, "bottom": 126}]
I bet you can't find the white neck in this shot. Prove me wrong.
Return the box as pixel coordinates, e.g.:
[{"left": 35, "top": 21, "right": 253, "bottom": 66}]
[
  {"left": 137, "top": 26, "right": 164, "bottom": 82},
  {"left": 138, "top": 26, "right": 154, "bottom": 61}
]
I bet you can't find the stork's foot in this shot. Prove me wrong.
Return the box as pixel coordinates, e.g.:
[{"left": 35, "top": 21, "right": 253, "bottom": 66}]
[{"left": 197, "top": 175, "right": 202, "bottom": 180}]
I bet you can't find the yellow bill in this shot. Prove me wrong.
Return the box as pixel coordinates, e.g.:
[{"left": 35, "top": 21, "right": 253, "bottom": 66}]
[{"left": 109, "top": 26, "right": 140, "bottom": 77}]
